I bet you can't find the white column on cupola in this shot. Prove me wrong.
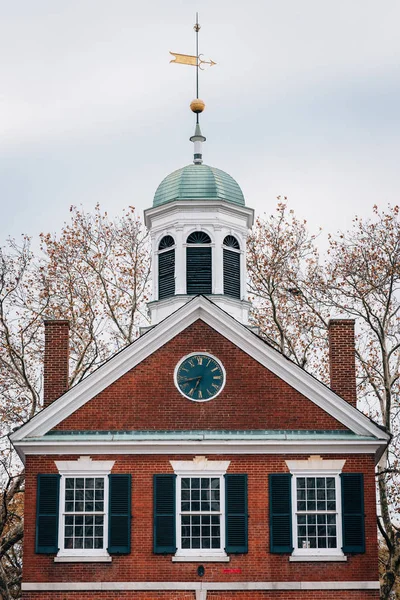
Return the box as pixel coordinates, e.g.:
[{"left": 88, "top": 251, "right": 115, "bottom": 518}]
[
  {"left": 174, "top": 226, "right": 185, "bottom": 294},
  {"left": 213, "top": 226, "right": 224, "bottom": 294}
]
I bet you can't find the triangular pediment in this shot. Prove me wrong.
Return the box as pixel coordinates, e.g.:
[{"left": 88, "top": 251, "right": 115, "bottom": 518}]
[{"left": 11, "top": 296, "right": 389, "bottom": 444}]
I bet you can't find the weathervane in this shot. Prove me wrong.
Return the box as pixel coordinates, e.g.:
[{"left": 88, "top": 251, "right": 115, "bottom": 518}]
[{"left": 169, "top": 13, "right": 216, "bottom": 164}]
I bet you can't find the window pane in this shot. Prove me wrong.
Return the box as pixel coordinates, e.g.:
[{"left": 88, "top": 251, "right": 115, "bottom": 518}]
[
  {"left": 63, "top": 477, "right": 105, "bottom": 551},
  {"left": 180, "top": 478, "right": 222, "bottom": 551}
]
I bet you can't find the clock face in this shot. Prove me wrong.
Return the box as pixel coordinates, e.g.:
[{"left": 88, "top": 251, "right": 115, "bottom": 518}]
[{"left": 175, "top": 353, "right": 226, "bottom": 402}]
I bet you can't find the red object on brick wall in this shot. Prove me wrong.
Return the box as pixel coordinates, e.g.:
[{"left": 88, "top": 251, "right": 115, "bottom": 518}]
[
  {"left": 43, "top": 320, "right": 70, "bottom": 407},
  {"left": 328, "top": 319, "right": 357, "bottom": 407}
]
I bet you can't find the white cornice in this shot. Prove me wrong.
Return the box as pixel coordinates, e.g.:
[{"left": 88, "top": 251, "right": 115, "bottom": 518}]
[
  {"left": 144, "top": 200, "right": 255, "bottom": 230},
  {"left": 170, "top": 457, "right": 230, "bottom": 474},
  {"left": 55, "top": 456, "right": 115, "bottom": 475},
  {"left": 10, "top": 296, "right": 389, "bottom": 445},
  {"left": 14, "top": 438, "right": 385, "bottom": 464}
]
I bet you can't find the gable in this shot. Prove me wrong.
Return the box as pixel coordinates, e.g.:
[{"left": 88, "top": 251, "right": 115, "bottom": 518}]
[
  {"left": 55, "top": 320, "right": 346, "bottom": 432},
  {"left": 11, "top": 296, "right": 389, "bottom": 443}
]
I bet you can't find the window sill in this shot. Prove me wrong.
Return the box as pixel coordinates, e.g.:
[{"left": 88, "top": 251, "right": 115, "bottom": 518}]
[
  {"left": 54, "top": 555, "right": 112, "bottom": 563},
  {"left": 289, "top": 554, "right": 347, "bottom": 562},
  {"left": 172, "top": 554, "right": 230, "bottom": 563}
]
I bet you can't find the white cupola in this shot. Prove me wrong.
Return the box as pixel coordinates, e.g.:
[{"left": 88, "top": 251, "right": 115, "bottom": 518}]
[{"left": 144, "top": 150, "right": 254, "bottom": 326}]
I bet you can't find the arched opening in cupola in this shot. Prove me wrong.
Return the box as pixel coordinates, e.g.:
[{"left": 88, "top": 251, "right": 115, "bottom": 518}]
[
  {"left": 186, "top": 231, "right": 212, "bottom": 295},
  {"left": 223, "top": 235, "right": 241, "bottom": 299},
  {"left": 158, "top": 235, "right": 175, "bottom": 300}
]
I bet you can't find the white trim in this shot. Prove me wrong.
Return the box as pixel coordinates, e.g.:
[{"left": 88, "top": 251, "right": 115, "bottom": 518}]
[
  {"left": 289, "top": 554, "right": 347, "bottom": 561},
  {"left": 170, "top": 457, "right": 230, "bottom": 474},
  {"left": 172, "top": 555, "right": 230, "bottom": 562},
  {"left": 22, "top": 581, "right": 381, "bottom": 591},
  {"left": 286, "top": 457, "right": 346, "bottom": 472},
  {"left": 16, "top": 439, "right": 385, "bottom": 461},
  {"left": 173, "top": 352, "right": 226, "bottom": 402},
  {"left": 144, "top": 199, "right": 255, "bottom": 230},
  {"left": 55, "top": 456, "right": 115, "bottom": 475},
  {"left": 54, "top": 555, "right": 112, "bottom": 562},
  {"left": 11, "top": 297, "right": 389, "bottom": 443}
]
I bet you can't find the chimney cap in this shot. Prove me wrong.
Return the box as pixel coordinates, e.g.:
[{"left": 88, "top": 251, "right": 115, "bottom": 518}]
[
  {"left": 328, "top": 317, "right": 355, "bottom": 325},
  {"left": 43, "top": 319, "right": 70, "bottom": 327}
]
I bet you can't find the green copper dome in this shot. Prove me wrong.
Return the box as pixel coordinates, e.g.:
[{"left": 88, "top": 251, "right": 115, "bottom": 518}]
[{"left": 153, "top": 164, "right": 245, "bottom": 207}]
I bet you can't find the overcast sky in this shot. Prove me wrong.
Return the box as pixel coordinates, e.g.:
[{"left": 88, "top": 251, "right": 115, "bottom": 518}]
[{"left": 1, "top": 0, "right": 399, "bottom": 248}]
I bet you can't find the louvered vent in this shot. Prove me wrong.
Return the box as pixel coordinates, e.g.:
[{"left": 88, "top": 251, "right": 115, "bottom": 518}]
[
  {"left": 223, "top": 249, "right": 240, "bottom": 299},
  {"left": 186, "top": 231, "right": 212, "bottom": 294},
  {"left": 159, "top": 250, "right": 175, "bottom": 299}
]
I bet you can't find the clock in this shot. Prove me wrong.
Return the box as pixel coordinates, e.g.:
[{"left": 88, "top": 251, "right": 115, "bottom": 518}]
[{"left": 174, "top": 353, "right": 226, "bottom": 402}]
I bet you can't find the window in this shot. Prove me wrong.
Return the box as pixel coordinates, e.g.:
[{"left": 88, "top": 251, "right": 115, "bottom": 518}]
[
  {"left": 62, "top": 476, "right": 106, "bottom": 552},
  {"left": 158, "top": 235, "right": 175, "bottom": 300},
  {"left": 186, "top": 231, "right": 212, "bottom": 295},
  {"left": 178, "top": 476, "right": 223, "bottom": 553},
  {"left": 223, "top": 235, "right": 241, "bottom": 299},
  {"left": 154, "top": 458, "right": 248, "bottom": 560},
  {"left": 35, "top": 457, "right": 131, "bottom": 560},
  {"left": 270, "top": 465, "right": 366, "bottom": 559},
  {"left": 294, "top": 475, "right": 339, "bottom": 552},
  {"left": 268, "top": 457, "right": 364, "bottom": 561},
  {"left": 55, "top": 458, "right": 114, "bottom": 559},
  {"left": 287, "top": 459, "right": 345, "bottom": 558}
]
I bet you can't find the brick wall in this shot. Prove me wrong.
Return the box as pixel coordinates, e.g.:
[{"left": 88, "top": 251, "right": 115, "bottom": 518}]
[
  {"left": 23, "top": 453, "right": 378, "bottom": 586},
  {"left": 43, "top": 320, "right": 70, "bottom": 407},
  {"left": 56, "top": 320, "right": 346, "bottom": 431},
  {"left": 328, "top": 319, "right": 357, "bottom": 407}
]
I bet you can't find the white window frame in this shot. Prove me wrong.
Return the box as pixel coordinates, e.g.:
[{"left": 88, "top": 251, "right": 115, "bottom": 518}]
[
  {"left": 170, "top": 457, "right": 230, "bottom": 561},
  {"left": 286, "top": 457, "right": 346, "bottom": 561},
  {"left": 55, "top": 457, "right": 115, "bottom": 560}
]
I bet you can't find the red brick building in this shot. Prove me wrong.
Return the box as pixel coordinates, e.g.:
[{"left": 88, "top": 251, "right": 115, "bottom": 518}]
[{"left": 11, "top": 114, "right": 389, "bottom": 600}]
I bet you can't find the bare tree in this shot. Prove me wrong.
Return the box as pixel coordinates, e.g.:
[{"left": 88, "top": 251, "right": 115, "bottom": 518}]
[
  {"left": 321, "top": 205, "right": 400, "bottom": 599},
  {"left": 249, "top": 202, "right": 400, "bottom": 599},
  {"left": 0, "top": 205, "right": 151, "bottom": 598},
  {"left": 247, "top": 200, "right": 330, "bottom": 381}
]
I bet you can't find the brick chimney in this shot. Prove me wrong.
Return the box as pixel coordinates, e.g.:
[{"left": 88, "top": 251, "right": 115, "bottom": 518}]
[
  {"left": 328, "top": 319, "right": 357, "bottom": 407},
  {"left": 43, "top": 320, "right": 70, "bottom": 407}
]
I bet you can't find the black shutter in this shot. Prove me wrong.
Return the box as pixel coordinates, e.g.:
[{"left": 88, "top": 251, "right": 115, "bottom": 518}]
[
  {"left": 153, "top": 474, "right": 176, "bottom": 553},
  {"left": 108, "top": 474, "right": 131, "bottom": 554},
  {"left": 186, "top": 247, "right": 212, "bottom": 294},
  {"left": 269, "top": 473, "right": 293, "bottom": 553},
  {"left": 158, "top": 249, "right": 175, "bottom": 299},
  {"left": 223, "top": 249, "right": 240, "bottom": 299},
  {"left": 225, "top": 474, "right": 248, "bottom": 553},
  {"left": 36, "top": 474, "right": 60, "bottom": 554},
  {"left": 341, "top": 473, "right": 365, "bottom": 553}
]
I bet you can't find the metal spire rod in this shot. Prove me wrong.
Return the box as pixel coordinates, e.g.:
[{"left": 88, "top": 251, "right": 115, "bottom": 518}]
[{"left": 194, "top": 13, "right": 200, "bottom": 123}]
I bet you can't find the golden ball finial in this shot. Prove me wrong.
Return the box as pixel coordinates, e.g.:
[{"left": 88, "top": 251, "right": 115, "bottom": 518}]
[{"left": 190, "top": 98, "right": 205, "bottom": 114}]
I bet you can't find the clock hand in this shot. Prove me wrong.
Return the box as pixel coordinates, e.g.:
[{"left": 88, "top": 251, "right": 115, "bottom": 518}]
[
  {"left": 180, "top": 376, "right": 202, "bottom": 383},
  {"left": 193, "top": 377, "right": 202, "bottom": 392}
]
